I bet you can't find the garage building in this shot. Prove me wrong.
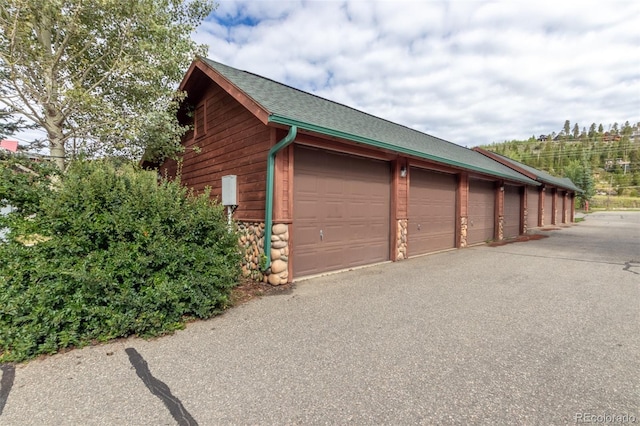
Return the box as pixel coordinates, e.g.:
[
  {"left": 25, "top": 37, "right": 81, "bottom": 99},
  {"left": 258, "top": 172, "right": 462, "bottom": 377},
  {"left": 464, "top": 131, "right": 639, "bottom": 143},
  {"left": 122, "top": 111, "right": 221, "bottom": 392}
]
[
  {"left": 156, "top": 59, "right": 579, "bottom": 284},
  {"left": 473, "top": 149, "right": 582, "bottom": 229}
]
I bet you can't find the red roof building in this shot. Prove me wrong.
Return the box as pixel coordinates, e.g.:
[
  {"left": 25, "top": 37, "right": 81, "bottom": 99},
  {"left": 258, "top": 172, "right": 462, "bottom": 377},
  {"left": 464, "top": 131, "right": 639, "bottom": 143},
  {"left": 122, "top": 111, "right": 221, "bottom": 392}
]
[{"left": 0, "top": 140, "right": 19, "bottom": 152}]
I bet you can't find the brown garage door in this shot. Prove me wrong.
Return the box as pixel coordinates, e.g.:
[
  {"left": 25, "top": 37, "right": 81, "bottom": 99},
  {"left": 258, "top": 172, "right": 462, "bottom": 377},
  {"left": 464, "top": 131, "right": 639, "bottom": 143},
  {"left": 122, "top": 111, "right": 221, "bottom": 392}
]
[
  {"left": 503, "top": 185, "right": 521, "bottom": 238},
  {"left": 468, "top": 179, "right": 495, "bottom": 244},
  {"left": 293, "top": 146, "right": 390, "bottom": 277},
  {"left": 408, "top": 168, "right": 457, "bottom": 256},
  {"left": 544, "top": 190, "right": 554, "bottom": 226},
  {"left": 527, "top": 187, "right": 540, "bottom": 228}
]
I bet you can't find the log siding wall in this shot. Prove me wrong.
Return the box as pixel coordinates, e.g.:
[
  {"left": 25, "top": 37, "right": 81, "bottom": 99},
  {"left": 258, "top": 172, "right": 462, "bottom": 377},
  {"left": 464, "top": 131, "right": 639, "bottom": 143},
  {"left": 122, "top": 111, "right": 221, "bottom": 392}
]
[{"left": 161, "top": 83, "right": 271, "bottom": 221}]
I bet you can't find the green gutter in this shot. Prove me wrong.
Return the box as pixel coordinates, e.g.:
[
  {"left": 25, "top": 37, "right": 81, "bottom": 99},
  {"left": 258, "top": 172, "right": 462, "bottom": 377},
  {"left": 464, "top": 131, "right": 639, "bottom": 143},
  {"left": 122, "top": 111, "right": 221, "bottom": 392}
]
[
  {"left": 262, "top": 125, "right": 297, "bottom": 271},
  {"left": 268, "top": 115, "right": 540, "bottom": 187}
]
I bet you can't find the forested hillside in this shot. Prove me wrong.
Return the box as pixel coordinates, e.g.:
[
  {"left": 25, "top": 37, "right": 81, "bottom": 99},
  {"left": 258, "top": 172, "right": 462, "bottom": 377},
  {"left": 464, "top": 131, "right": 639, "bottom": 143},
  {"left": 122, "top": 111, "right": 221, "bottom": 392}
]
[{"left": 479, "top": 120, "right": 640, "bottom": 204}]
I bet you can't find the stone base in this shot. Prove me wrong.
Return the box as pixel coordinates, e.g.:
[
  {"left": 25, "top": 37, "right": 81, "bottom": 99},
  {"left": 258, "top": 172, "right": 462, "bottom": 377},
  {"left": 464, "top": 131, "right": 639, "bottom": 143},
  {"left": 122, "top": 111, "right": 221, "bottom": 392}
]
[
  {"left": 460, "top": 216, "right": 468, "bottom": 248},
  {"left": 396, "top": 219, "right": 407, "bottom": 260},
  {"left": 237, "top": 222, "right": 291, "bottom": 286},
  {"left": 267, "top": 223, "right": 289, "bottom": 285},
  {"left": 237, "top": 222, "right": 265, "bottom": 282}
]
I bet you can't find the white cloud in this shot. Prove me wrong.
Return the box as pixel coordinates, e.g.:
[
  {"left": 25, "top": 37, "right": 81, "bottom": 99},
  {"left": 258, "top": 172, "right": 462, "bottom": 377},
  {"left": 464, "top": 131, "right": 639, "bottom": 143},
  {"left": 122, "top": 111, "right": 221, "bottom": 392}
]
[{"left": 197, "top": 0, "right": 639, "bottom": 146}]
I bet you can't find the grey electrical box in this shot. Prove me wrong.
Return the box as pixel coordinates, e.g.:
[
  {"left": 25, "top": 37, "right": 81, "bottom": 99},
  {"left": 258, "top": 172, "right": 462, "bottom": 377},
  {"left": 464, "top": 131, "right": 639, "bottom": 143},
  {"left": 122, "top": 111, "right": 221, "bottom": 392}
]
[{"left": 222, "top": 175, "right": 238, "bottom": 206}]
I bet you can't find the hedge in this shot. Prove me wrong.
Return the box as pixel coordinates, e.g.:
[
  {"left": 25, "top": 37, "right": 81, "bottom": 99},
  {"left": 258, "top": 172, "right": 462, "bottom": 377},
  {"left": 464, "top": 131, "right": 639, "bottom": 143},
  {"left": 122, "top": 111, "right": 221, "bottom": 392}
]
[{"left": 0, "top": 159, "right": 240, "bottom": 362}]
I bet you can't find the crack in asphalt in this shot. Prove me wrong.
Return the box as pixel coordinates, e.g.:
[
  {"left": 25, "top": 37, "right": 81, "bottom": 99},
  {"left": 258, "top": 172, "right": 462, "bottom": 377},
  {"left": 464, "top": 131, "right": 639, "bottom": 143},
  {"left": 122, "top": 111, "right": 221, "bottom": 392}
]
[
  {"left": 490, "top": 250, "right": 629, "bottom": 267},
  {"left": 492, "top": 250, "right": 640, "bottom": 276},
  {"left": 623, "top": 261, "right": 640, "bottom": 275},
  {"left": 0, "top": 364, "right": 16, "bottom": 416},
  {"left": 126, "top": 348, "right": 198, "bottom": 426}
]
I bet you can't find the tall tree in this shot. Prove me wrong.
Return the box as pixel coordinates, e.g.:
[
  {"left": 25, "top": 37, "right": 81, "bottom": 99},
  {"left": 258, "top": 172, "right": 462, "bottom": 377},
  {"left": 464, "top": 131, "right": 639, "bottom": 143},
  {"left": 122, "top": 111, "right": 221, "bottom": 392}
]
[
  {"left": 563, "top": 120, "right": 571, "bottom": 138},
  {"left": 572, "top": 123, "right": 579, "bottom": 139},
  {"left": 0, "top": 0, "right": 215, "bottom": 169},
  {"left": 612, "top": 122, "right": 619, "bottom": 135},
  {"left": 563, "top": 157, "right": 595, "bottom": 208},
  {"left": 0, "top": 108, "right": 23, "bottom": 140}
]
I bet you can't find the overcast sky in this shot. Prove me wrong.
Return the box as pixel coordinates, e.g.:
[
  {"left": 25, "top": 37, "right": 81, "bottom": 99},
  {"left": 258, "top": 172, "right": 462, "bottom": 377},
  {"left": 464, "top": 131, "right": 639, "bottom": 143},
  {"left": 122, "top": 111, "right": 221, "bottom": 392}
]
[{"left": 194, "top": 0, "right": 640, "bottom": 147}]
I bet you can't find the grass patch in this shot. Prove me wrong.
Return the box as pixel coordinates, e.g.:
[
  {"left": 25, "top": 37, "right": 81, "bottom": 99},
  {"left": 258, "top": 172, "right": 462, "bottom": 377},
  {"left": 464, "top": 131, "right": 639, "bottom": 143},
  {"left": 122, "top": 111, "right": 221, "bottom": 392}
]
[{"left": 590, "top": 195, "right": 640, "bottom": 209}]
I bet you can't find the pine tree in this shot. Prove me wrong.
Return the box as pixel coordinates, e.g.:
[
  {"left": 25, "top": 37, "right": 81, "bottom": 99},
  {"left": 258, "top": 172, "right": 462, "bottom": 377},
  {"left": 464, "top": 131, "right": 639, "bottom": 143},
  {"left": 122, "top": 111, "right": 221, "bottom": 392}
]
[{"left": 572, "top": 123, "right": 580, "bottom": 139}]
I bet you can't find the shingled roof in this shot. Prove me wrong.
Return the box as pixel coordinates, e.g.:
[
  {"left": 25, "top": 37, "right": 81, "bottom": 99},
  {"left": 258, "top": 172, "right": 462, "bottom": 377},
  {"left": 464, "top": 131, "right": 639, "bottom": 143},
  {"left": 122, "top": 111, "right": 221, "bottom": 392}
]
[
  {"left": 200, "top": 58, "right": 539, "bottom": 186},
  {"left": 473, "top": 148, "right": 582, "bottom": 192}
]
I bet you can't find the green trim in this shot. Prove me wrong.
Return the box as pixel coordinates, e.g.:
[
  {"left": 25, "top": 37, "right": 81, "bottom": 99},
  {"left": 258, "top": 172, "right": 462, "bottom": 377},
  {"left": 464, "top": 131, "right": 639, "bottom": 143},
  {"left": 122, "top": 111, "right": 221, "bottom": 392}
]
[
  {"left": 263, "top": 125, "right": 297, "bottom": 271},
  {"left": 268, "top": 115, "right": 539, "bottom": 186}
]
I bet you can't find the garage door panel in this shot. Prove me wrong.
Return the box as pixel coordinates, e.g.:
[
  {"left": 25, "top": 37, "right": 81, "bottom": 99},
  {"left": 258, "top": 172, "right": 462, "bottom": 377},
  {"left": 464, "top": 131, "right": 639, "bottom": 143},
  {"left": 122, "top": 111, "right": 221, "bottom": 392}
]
[
  {"left": 322, "top": 246, "right": 352, "bottom": 270},
  {"left": 468, "top": 179, "right": 495, "bottom": 244},
  {"left": 527, "top": 187, "right": 539, "bottom": 228},
  {"left": 293, "top": 146, "right": 390, "bottom": 277},
  {"left": 296, "top": 224, "right": 319, "bottom": 244},
  {"left": 503, "top": 185, "right": 521, "bottom": 238},
  {"left": 544, "top": 191, "right": 553, "bottom": 226},
  {"left": 409, "top": 168, "right": 457, "bottom": 256},
  {"left": 296, "top": 198, "right": 321, "bottom": 220},
  {"left": 557, "top": 191, "right": 565, "bottom": 223}
]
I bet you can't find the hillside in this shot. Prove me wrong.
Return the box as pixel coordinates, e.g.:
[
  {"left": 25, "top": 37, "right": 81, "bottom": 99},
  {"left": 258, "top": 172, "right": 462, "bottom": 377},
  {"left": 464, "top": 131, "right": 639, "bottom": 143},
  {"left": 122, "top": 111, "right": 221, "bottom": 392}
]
[{"left": 478, "top": 120, "right": 640, "bottom": 205}]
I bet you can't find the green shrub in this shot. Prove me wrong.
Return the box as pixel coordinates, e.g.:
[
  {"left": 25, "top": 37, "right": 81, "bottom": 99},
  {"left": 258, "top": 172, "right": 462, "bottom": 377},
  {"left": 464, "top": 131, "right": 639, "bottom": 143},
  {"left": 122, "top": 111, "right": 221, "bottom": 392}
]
[
  {"left": 0, "top": 156, "right": 61, "bottom": 216},
  {"left": 0, "top": 160, "right": 240, "bottom": 362}
]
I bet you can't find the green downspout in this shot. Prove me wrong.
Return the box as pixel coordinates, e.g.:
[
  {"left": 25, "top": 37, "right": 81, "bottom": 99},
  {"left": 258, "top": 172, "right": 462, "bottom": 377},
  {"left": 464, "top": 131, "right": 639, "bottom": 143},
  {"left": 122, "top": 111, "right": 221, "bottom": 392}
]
[{"left": 262, "top": 125, "right": 297, "bottom": 271}]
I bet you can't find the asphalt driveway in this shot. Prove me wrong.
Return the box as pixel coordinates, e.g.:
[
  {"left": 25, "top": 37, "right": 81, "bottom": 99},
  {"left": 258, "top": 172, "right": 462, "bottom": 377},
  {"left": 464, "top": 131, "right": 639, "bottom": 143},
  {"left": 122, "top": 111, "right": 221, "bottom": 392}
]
[{"left": 1, "top": 211, "right": 639, "bottom": 425}]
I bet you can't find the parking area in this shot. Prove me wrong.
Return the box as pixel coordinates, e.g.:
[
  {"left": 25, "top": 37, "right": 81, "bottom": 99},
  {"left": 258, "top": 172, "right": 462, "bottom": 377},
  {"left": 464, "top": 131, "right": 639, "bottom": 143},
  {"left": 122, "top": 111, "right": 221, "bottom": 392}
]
[{"left": 1, "top": 211, "right": 639, "bottom": 425}]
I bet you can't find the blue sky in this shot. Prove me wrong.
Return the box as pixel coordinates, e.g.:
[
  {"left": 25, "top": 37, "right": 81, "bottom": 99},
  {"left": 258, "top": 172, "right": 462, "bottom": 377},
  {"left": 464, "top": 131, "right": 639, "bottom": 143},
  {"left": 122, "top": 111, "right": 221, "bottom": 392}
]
[{"left": 194, "top": 0, "right": 640, "bottom": 147}]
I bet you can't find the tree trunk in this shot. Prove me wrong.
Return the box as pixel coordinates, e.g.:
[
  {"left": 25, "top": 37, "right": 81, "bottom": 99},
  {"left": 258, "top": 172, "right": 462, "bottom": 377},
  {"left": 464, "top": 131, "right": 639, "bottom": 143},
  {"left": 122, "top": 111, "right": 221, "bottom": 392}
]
[
  {"left": 45, "top": 113, "right": 66, "bottom": 170},
  {"left": 50, "top": 137, "right": 65, "bottom": 170},
  {"left": 38, "top": 12, "right": 66, "bottom": 170}
]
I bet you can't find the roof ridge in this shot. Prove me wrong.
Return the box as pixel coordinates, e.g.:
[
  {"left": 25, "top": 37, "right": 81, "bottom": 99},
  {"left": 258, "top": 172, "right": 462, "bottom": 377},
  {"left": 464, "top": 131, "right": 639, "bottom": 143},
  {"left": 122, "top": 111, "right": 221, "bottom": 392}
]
[
  {"left": 203, "top": 58, "right": 455, "bottom": 146},
  {"left": 199, "top": 58, "right": 541, "bottom": 186},
  {"left": 486, "top": 150, "right": 581, "bottom": 191}
]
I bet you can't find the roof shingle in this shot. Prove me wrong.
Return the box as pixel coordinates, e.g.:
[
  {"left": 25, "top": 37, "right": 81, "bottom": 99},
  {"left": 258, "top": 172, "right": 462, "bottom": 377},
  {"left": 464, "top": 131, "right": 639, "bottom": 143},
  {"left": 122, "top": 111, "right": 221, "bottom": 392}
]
[
  {"left": 479, "top": 150, "right": 582, "bottom": 192},
  {"left": 201, "top": 58, "right": 539, "bottom": 185}
]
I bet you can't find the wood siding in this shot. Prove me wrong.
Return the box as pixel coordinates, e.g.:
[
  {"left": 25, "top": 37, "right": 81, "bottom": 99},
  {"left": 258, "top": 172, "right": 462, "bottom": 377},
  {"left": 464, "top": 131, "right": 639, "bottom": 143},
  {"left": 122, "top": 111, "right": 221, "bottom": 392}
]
[
  {"left": 273, "top": 140, "right": 293, "bottom": 223},
  {"left": 161, "top": 83, "right": 271, "bottom": 221}
]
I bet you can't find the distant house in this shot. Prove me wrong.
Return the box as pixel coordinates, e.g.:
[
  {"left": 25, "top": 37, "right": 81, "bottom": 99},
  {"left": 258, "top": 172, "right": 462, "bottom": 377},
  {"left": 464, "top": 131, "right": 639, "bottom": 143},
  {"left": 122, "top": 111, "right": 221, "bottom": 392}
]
[
  {"left": 602, "top": 132, "right": 621, "bottom": 142},
  {"left": 604, "top": 159, "right": 614, "bottom": 170}
]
